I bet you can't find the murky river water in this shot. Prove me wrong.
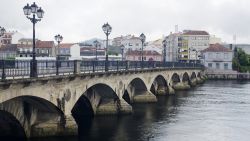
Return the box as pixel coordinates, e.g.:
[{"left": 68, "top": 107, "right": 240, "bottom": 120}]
[{"left": 18, "top": 80, "right": 250, "bottom": 141}]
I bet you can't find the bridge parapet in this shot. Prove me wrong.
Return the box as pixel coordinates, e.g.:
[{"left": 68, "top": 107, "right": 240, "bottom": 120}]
[{"left": 0, "top": 60, "right": 204, "bottom": 81}]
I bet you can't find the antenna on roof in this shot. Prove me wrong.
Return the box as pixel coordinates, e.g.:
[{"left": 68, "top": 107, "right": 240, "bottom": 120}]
[
  {"left": 175, "top": 25, "right": 178, "bottom": 33},
  {"left": 233, "top": 34, "right": 236, "bottom": 48}
]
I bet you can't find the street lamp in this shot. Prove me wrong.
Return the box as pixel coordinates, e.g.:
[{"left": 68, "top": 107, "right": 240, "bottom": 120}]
[
  {"left": 102, "top": 23, "right": 112, "bottom": 71},
  {"left": 23, "top": 2, "right": 44, "bottom": 77},
  {"left": 54, "top": 34, "right": 63, "bottom": 58},
  {"left": 162, "top": 38, "right": 167, "bottom": 63},
  {"left": 0, "top": 26, "right": 6, "bottom": 80},
  {"left": 93, "top": 40, "right": 100, "bottom": 61},
  {"left": 0, "top": 26, "right": 6, "bottom": 37},
  {"left": 139, "top": 33, "right": 146, "bottom": 68},
  {"left": 120, "top": 45, "right": 125, "bottom": 61},
  {"left": 54, "top": 34, "right": 63, "bottom": 75}
]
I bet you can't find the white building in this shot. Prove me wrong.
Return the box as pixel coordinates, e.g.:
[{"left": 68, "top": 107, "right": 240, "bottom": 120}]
[
  {"left": 165, "top": 32, "right": 180, "bottom": 62},
  {"left": 112, "top": 35, "right": 142, "bottom": 52},
  {"left": 145, "top": 39, "right": 163, "bottom": 54},
  {"left": 59, "top": 43, "right": 81, "bottom": 60},
  {"left": 202, "top": 44, "right": 233, "bottom": 72},
  {"left": 209, "top": 35, "right": 222, "bottom": 44}
]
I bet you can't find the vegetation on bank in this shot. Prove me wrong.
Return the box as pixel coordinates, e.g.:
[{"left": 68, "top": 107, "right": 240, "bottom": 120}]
[{"left": 232, "top": 48, "right": 250, "bottom": 72}]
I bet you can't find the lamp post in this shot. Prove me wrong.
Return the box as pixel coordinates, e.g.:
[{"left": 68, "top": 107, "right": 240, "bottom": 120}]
[
  {"left": 93, "top": 40, "right": 100, "bottom": 61},
  {"left": 102, "top": 23, "right": 112, "bottom": 71},
  {"left": 23, "top": 2, "right": 44, "bottom": 77},
  {"left": 0, "top": 26, "right": 6, "bottom": 80},
  {"left": 0, "top": 26, "right": 6, "bottom": 37},
  {"left": 121, "top": 45, "right": 125, "bottom": 61},
  {"left": 54, "top": 34, "right": 63, "bottom": 75},
  {"left": 139, "top": 33, "right": 146, "bottom": 68},
  {"left": 162, "top": 38, "right": 167, "bottom": 63},
  {"left": 54, "top": 34, "right": 63, "bottom": 59}
]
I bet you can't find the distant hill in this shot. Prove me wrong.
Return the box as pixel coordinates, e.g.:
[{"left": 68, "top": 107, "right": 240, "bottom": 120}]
[{"left": 79, "top": 38, "right": 103, "bottom": 46}]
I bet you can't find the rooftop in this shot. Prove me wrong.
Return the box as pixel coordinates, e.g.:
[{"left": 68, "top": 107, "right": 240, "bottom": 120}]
[
  {"left": 202, "top": 43, "right": 232, "bottom": 52},
  {"left": 36, "top": 41, "right": 54, "bottom": 48},
  {"left": 126, "top": 50, "right": 161, "bottom": 56},
  {"left": 183, "top": 30, "right": 209, "bottom": 35},
  {"left": 59, "top": 43, "right": 75, "bottom": 48},
  {"left": 0, "top": 44, "right": 17, "bottom": 51}
]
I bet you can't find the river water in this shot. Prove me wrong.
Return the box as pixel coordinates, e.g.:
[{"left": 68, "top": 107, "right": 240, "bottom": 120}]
[{"left": 28, "top": 80, "right": 250, "bottom": 141}]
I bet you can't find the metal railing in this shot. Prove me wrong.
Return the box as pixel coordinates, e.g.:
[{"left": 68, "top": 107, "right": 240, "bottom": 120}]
[{"left": 0, "top": 60, "right": 204, "bottom": 80}]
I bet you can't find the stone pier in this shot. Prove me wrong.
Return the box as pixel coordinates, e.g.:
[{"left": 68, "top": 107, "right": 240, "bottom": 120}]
[
  {"left": 133, "top": 91, "right": 157, "bottom": 103},
  {"left": 172, "top": 82, "right": 191, "bottom": 90}
]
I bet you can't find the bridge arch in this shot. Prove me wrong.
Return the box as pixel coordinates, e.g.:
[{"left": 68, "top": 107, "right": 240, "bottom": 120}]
[
  {"left": 123, "top": 77, "right": 148, "bottom": 104},
  {"left": 150, "top": 75, "right": 169, "bottom": 95},
  {"left": 197, "top": 72, "right": 201, "bottom": 78},
  {"left": 191, "top": 72, "right": 197, "bottom": 80},
  {"left": 171, "top": 73, "right": 181, "bottom": 85},
  {"left": 182, "top": 72, "right": 191, "bottom": 84},
  {"left": 72, "top": 83, "right": 120, "bottom": 120},
  {"left": 0, "top": 110, "right": 26, "bottom": 139},
  {"left": 0, "top": 96, "right": 65, "bottom": 138}
]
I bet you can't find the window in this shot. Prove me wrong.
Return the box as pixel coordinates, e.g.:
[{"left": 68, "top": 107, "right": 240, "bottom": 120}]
[
  {"left": 208, "top": 53, "right": 212, "bottom": 59},
  {"left": 216, "top": 53, "right": 220, "bottom": 59},
  {"left": 216, "top": 63, "right": 220, "bottom": 69},
  {"left": 224, "top": 53, "right": 228, "bottom": 59},
  {"left": 224, "top": 63, "right": 228, "bottom": 70},
  {"left": 208, "top": 63, "right": 212, "bottom": 68},
  {"left": 138, "top": 57, "right": 141, "bottom": 61}
]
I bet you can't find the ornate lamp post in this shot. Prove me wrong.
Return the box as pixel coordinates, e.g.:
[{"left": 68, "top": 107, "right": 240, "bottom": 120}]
[
  {"left": 93, "top": 40, "right": 100, "bottom": 61},
  {"left": 0, "top": 26, "right": 6, "bottom": 37},
  {"left": 139, "top": 33, "right": 146, "bottom": 68},
  {"left": 0, "top": 26, "right": 6, "bottom": 80},
  {"left": 102, "top": 23, "right": 112, "bottom": 71},
  {"left": 23, "top": 2, "right": 44, "bottom": 77},
  {"left": 54, "top": 34, "right": 63, "bottom": 75},
  {"left": 162, "top": 38, "right": 167, "bottom": 63},
  {"left": 120, "top": 45, "right": 125, "bottom": 61},
  {"left": 54, "top": 34, "right": 63, "bottom": 58}
]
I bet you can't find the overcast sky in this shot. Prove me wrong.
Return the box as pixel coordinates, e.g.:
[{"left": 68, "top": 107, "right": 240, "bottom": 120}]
[{"left": 0, "top": 0, "right": 249, "bottom": 43}]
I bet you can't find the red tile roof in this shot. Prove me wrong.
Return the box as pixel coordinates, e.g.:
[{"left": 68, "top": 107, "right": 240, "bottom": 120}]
[
  {"left": 183, "top": 30, "right": 209, "bottom": 35},
  {"left": 59, "top": 43, "right": 75, "bottom": 48},
  {"left": 126, "top": 50, "right": 161, "bottom": 56},
  {"left": 202, "top": 43, "right": 232, "bottom": 52},
  {"left": 17, "top": 44, "right": 33, "bottom": 48},
  {"left": 36, "top": 41, "right": 54, "bottom": 48}
]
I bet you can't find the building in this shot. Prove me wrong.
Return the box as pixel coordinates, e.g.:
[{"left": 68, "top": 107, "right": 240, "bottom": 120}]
[
  {"left": 0, "top": 31, "right": 24, "bottom": 46},
  {"left": 0, "top": 44, "right": 17, "bottom": 59},
  {"left": 112, "top": 35, "right": 142, "bottom": 52},
  {"left": 17, "top": 38, "right": 33, "bottom": 57},
  {"left": 202, "top": 43, "right": 233, "bottom": 71},
  {"left": 165, "top": 32, "right": 180, "bottom": 62},
  {"left": 17, "top": 39, "right": 55, "bottom": 57},
  {"left": 125, "top": 50, "right": 162, "bottom": 61},
  {"left": 165, "top": 30, "right": 210, "bottom": 62},
  {"left": 145, "top": 39, "right": 163, "bottom": 54},
  {"left": 80, "top": 47, "right": 105, "bottom": 60},
  {"left": 36, "top": 41, "right": 55, "bottom": 57},
  {"left": 58, "top": 43, "right": 80, "bottom": 60},
  {"left": 209, "top": 35, "right": 222, "bottom": 44}
]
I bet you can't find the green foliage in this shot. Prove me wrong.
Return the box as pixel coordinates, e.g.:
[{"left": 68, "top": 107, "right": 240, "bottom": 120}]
[{"left": 233, "top": 48, "right": 250, "bottom": 72}]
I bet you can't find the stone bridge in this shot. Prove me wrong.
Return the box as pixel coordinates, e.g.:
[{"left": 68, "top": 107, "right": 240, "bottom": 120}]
[{"left": 0, "top": 68, "right": 205, "bottom": 138}]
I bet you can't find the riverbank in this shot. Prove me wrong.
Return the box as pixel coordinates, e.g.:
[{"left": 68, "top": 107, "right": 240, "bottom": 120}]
[{"left": 206, "top": 72, "right": 250, "bottom": 80}]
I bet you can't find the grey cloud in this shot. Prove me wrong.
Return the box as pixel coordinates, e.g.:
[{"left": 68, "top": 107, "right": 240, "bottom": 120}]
[{"left": 0, "top": 0, "right": 249, "bottom": 43}]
